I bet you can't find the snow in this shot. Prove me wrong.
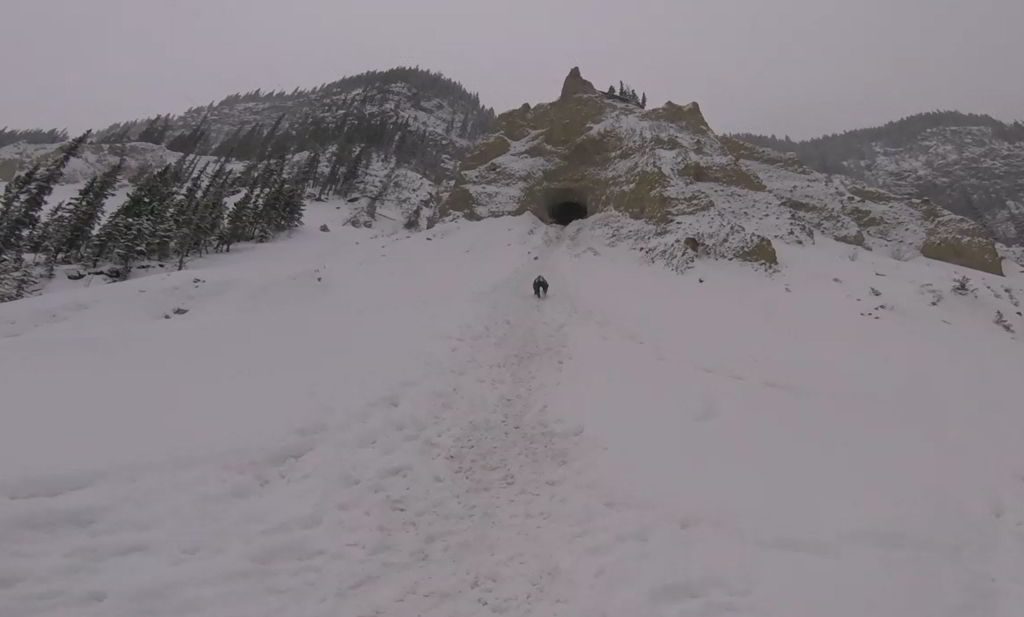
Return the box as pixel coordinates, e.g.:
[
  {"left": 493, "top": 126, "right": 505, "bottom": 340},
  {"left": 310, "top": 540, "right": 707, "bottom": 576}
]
[{"left": 2, "top": 202, "right": 1024, "bottom": 616}]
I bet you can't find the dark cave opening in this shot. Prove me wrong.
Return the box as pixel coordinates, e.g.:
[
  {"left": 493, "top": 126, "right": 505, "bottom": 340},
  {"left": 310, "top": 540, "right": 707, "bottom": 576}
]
[{"left": 547, "top": 201, "right": 588, "bottom": 226}]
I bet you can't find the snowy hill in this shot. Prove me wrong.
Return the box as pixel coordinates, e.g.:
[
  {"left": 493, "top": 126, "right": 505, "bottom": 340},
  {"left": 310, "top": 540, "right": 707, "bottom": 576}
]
[
  {"left": 733, "top": 113, "right": 1024, "bottom": 247},
  {"left": 444, "top": 68, "right": 1007, "bottom": 276},
  {"left": 2, "top": 197, "right": 1024, "bottom": 616},
  {"left": 2, "top": 68, "right": 496, "bottom": 229}
]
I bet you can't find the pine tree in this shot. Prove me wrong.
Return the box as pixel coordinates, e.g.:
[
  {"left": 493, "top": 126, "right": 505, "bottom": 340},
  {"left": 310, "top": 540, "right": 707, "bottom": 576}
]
[
  {"left": 0, "top": 253, "right": 35, "bottom": 302},
  {"left": 318, "top": 144, "right": 345, "bottom": 200},
  {"left": 340, "top": 146, "right": 366, "bottom": 194},
  {"left": 220, "top": 190, "right": 255, "bottom": 252},
  {"left": 251, "top": 159, "right": 287, "bottom": 241},
  {"left": 166, "top": 115, "right": 209, "bottom": 154},
  {"left": 0, "top": 132, "right": 89, "bottom": 258},
  {"left": 91, "top": 165, "right": 177, "bottom": 277},
  {"left": 137, "top": 116, "right": 171, "bottom": 144},
  {"left": 59, "top": 161, "right": 122, "bottom": 263},
  {"left": 0, "top": 164, "right": 40, "bottom": 257},
  {"left": 641, "top": 92, "right": 647, "bottom": 109},
  {"left": 296, "top": 151, "right": 321, "bottom": 194},
  {"left": 192, "top": 161, "right": 234, "bottom": 257},
  {"left": 170, "top": 162, "right": 211, "bottom": 269},
  {"left": 37, "top": 200, "right": 70, "bottom": 277}
]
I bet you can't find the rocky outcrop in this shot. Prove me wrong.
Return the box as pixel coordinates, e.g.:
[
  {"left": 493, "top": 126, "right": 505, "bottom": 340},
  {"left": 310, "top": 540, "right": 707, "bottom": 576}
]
[
  {"left": 921, "top": 217, "right": 1004, "bottom": 276},
  {"left": 442, "top": 67, "right": 1007, "bottom": 275},
  {"left": 560, "top": 66, "right": 598, "bottom": 100}
]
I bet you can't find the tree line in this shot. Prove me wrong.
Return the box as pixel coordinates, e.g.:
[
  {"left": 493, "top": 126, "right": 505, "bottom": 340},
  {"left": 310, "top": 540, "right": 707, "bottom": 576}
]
[
  {"left": 0, "top": 128, "right": 69, "bottom": 149},
  {"left": 605, "top": 81, "right": 647, "bottom": 109},
  {"left": 0, "top": 133, "right": 310, "bottom": 303},
  {"left": 96, "top": 67, "right": 496, "bottom": 161}
]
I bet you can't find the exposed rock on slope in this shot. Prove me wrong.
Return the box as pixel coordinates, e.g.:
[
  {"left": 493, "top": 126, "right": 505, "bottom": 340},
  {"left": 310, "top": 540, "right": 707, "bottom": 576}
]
[
  {"left": 733, "top": 114, "right": 1024, "bottom": 246},
  {"left": 443, "top": 68, "right": 1006, "bottom": 275},
  {"left": 0, "top": 142, "right": 190, "bottom": 184}
]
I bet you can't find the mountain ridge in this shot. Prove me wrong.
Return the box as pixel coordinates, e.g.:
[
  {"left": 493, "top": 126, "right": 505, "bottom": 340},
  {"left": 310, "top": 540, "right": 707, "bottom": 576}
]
[{"left": 732, "top": 111, "right": 1024, "bottom": 246}]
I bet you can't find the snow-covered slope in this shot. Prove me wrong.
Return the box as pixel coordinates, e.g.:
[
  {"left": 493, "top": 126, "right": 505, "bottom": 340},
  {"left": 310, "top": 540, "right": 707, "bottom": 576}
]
[
  {"left": 1, "top": 68, "right": 497, "bottom": 230},
  {"left": 734, "top": 116, "right": 1024, "bottom": 247},
  {"left": 0, "top": 141, "right": 195, "bottom": 184},
  {"left": 445, "top": 69, "right": 1007, "bottom": 276},
  {"left": 845, "top": 125, "right": 1024, "bottom": 245},
  {"left": 2, "top": 200, "right": 1023, "bottom": 616}
]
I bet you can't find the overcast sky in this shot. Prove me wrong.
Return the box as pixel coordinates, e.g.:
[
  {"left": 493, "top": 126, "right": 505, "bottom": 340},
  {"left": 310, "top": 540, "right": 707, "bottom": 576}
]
[{"left": 1, "top": 0, "right": 1022, "bottom": 139}]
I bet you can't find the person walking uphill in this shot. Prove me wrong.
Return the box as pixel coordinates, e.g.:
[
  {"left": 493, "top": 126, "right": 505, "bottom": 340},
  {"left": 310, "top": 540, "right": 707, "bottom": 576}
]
[{"left": 533, "top": 275, "right": 549, "bottom": 298}]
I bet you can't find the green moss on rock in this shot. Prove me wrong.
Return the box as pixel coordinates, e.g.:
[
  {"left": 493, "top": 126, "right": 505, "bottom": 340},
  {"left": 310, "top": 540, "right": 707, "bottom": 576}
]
[
  {"left": 920, "top": 232, "right": 1003, "bottom": 276},
  {"left": 461, "top": 137, "right": 510, "bottom": 171},
  {"left": 735, "top": 236, "right": 779, "bottom": 266}
]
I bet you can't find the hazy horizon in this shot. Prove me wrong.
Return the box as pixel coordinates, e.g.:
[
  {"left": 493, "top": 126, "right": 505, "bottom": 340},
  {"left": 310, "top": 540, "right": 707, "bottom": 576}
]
[{"left": 2, "top": 0, "right": 1022, "bottom": 140}]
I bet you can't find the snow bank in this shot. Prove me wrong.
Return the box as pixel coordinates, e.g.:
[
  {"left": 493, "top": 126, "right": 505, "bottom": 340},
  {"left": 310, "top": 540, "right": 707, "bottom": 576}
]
[{"left": 2, "top": 205, "right": 1023, "bottom": 616}]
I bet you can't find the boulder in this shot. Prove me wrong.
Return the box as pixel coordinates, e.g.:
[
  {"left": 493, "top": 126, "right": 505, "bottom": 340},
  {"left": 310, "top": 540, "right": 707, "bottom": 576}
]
[{"left": 921, "top": 217, "right": 1003, "bottom": 275}]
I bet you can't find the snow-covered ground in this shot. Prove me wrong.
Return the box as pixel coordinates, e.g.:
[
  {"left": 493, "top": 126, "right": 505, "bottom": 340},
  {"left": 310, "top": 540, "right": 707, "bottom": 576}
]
[{"left": 2, "top": 201, "right": 1024, "bottom": 616}]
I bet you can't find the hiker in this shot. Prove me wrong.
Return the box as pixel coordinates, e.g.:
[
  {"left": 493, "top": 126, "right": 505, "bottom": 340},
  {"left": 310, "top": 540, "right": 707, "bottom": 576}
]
[{"left": 533, "top": 275, "right": 548, "bottom": 298}]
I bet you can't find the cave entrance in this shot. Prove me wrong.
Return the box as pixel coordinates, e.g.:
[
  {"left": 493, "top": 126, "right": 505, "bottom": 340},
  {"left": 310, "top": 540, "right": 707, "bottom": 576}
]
[
  {"left": 541, "top": 187, "right": 589, "bottom": 226},
  {"left": 548, "top": 201, "right": 588, "bottom": 226}
]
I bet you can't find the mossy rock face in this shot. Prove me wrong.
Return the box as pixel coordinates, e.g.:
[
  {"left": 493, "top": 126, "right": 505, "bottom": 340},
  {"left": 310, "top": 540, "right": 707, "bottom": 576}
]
[
  {"left": 565, "top": 135, "right": 616, "bottom": 168},
  {"left": 645, "top": 101, "right": 712, "bottom": 134},
  {"left": 442, "top": 186, "right": 476, "bottom": 217},
  {"left": 780, "top": 198, "right": 822, "bottom": 213},
  {"left": 538, "top": 96, "right": 606, "bottom": 148},
  {"left": 845, "top": 206, "right": 885, "bottom": 229},
  {"left": 617, "top": 173, "right": 676, "bottom": 224},
  {"left": 672, "top": 192, "right": 715, "bottom": 216},
  {"left": 906, "top": 198, "right": 944, "bottom": 222},
  {"left": 848, "top": 185, "right": 894, "bottom": 204},
  {"left": 708, "top": 164, "right": 766, "bottom": 192},
  {"left": 682, "top": 161, "right": 766, "bottom": 191},
  {"left": 719, "top": 136, "right": 810, "bottom": 174},
  {"left": 833, "top": 230, "right": 866, "bottom": 247},
  {"left": 496, "top": 104, "right": 533, "bottom": 141},
  {"left": 461, "top": 137, "right": 510, "bottom": 171},
  {"left": 735, "top": 236, "right": 779, "bottom": 266},
  {"left": 920, "top": 231, "right": 1003, "bottom": 276}
]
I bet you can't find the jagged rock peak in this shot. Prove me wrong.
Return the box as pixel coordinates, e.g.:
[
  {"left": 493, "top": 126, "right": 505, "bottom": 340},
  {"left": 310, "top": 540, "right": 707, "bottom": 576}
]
[{"left": 560, "top": 66, "right": 597, "bottom": 100}]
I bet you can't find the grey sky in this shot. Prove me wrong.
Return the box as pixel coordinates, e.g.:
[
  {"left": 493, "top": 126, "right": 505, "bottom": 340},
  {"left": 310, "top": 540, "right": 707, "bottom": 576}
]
[{"left": 2, "top": 0, "right": 1022, "bottom": 139}]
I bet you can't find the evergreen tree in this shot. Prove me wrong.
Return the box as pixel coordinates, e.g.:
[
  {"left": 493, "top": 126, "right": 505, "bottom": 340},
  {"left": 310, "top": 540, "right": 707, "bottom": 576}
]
[
  {"left": 39, "top": 160, "right": 122, "bottom": 273},
  {"left": 0, "top": 253, "right": 35, "bottom": 302},
  {"left": 641, "top": 92, "right": 647, "bottom": 109},
  {"left": 296, "top": 151, "right": 321, "bottom": 193},
  {"left": 137, "top": 116, "right": 172, "bottom": 144},
  {"left": 91, "top": 165, "right": 177, "bottom": 277},
  {"left": 166, "top": 115, "right": 209, "bottom": 155},
  {"left": 169, "top": 162, "right": 211, "bottom": 269},
  {"left": 220, "top": 189, "right": 256, "bottom": 252},
  {"left": 0, "top": 132, "right": 89, "bottom": 258},
  {"left": 0, "top": 163, "right": 40, "bottom": 255},
  {"left": 340, "top": 146, "right": 366, "bottom": 194},
  {"left": 0, "top": 128, "right": 68, "bottom": 149},
  {"left": 318, "top": 143, "right": 346, "bottom": 199},
  {"left": 192, "top": 161, "right": 234, "bottom": 257}
]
